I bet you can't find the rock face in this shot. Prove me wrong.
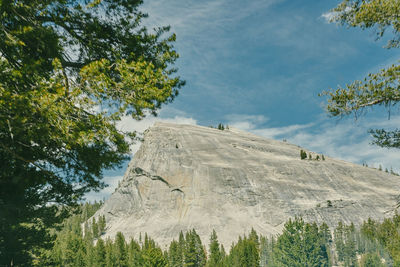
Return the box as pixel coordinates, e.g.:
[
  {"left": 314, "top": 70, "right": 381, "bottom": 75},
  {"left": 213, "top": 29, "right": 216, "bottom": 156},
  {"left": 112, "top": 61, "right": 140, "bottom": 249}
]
[{"left": 94, "top": 122, "right": 400, "bottom": 248}]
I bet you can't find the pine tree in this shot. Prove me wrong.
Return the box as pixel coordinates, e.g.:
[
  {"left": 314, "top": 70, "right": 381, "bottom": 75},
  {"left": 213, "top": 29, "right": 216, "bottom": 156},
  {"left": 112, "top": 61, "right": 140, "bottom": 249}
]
[
  {"left": 360, "top": 252, "right": 385, "bottom": 267},
  {"left": 184, "top": 230, "right": 200, "bottom": 267},
  {"left": 114, "top": 232, "right": 127, "bottom": 267},
  {"left": 127, "top": 239, "right": 143, "bottom": 267},
  {"left": 105, "top": 238, "right": 115, "bottom": 267},
  {"left": 86, "top": 242, "right": 96, "bottom": 267},
  {"left": 94, "top": 238, "right": 106, "bottom": 267},
  {"left": 208, "top": 230, "right": 221, "bottom": 267},
  {"left": 300, "top": 150, "right": 307, "bottom": 160},
  {"left": 260, "top": 236, "right": 273, "bottom": 267},
  {"left": 99, "top": 215, "right": 106, "bottom": 236},
  {"left": 142, "top": 247, "right": 168, "bottom": 267},
  {"left": 227, "top": 234, "right": 259, "bottom": 267},
  {"left": 272, "top": 218, "right": 329, "bottom": 267},
  {"left": 169, "top": 240, "right": 183, "bottom": 267},
  {"left": 193, "top": 230, "right": 206, "bottom": 267},
  {"left": 92, "top": 217, "right": 99, "bottom": 239},
  {"left": 335, "top": 222, "right": 345, "bottom": 262}
]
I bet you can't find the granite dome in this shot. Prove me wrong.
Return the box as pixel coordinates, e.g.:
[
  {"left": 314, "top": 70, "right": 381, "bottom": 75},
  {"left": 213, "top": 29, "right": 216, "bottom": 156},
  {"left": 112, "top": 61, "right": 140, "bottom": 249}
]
[{"left": 94, "top": 122, "right": 400, "bottom": 248}]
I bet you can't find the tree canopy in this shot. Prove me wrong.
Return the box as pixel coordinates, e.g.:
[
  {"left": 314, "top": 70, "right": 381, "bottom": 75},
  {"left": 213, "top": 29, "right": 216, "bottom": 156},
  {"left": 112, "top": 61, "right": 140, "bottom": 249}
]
[
  {"left": 0, "top": 0, "right": 184, "bottom": 265},
  {"left": 321, "top": 0, "right": 400, "bottom": 148}
]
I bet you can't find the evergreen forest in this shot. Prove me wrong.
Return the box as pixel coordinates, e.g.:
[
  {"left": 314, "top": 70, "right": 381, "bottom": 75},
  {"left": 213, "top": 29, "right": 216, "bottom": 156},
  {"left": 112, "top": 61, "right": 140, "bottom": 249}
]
[{"left": 31, "top": 202, "right": 400, "bottom": 267}]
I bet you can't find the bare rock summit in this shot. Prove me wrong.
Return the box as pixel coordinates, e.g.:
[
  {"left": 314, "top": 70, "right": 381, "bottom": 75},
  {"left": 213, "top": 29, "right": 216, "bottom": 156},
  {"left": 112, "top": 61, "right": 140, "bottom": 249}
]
[{"left": 94, "top": 122, "right": 400, "bottom": 248}]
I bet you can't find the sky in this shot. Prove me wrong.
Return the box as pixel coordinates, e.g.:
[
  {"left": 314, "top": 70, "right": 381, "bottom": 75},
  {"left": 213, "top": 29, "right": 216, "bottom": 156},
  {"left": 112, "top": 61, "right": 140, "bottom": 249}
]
[{"left": 85, "top": 0, "right": 400, "bottom": 201}]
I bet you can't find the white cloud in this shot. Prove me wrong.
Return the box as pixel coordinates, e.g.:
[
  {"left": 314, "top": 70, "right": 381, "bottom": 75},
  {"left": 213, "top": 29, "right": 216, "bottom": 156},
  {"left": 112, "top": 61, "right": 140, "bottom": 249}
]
[
  {"left": 225, "top": 114, "right": 268, "bottom": 131},
  {"left": 224, "top": 112, "right": 400, "bottom": 172},
  {"left": 321, "top": 6, "right": 353, "bottom": 23},
  {"left": 321, "top": 11, "right": 336, "bottom": 23},
  {"left": 253, "top": 123, "right": 314, "bottom": 139},
  {"left": 258, "top": 116, "right": 400, "bottom": 172}
]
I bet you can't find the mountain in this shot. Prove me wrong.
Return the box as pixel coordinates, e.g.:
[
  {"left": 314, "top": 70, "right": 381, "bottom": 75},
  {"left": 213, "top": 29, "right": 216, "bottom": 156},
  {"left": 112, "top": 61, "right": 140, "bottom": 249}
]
[{"left": 94, "top": 122, "right": 400, "bottom": 248}]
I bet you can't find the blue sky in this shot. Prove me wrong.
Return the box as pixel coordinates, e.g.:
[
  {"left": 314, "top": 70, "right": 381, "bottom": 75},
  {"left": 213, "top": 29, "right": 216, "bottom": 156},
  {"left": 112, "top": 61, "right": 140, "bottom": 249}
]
[{"left": 85, "top": 0, "right": 400, "bottom": 201}]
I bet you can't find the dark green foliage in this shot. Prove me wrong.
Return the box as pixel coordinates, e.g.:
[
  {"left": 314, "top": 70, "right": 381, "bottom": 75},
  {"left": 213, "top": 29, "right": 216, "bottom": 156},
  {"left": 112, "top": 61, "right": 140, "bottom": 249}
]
[
  {"left": 360, "top": 252, "right": 386, "bottom": 267},
  {"left": 208, "top": 230, "right": 222, "bottom": 267},
  {"left": 184, "top": 229, "right": 206, "bottom": 267},
  {"left": 0, "top": 0, "right": 183, "bottom": 264},
  {"left": 34, "top": 206, "right": 400, "bottom": 267},
  {"left": 272, "top": 218, "right": 329, "bottom": 267},
  {"left": 92, "top": 218, "right": 99, "bottom": 239},
  {"left": 260, "top": 236, "right": 274, "bottom": 267},
  {"left": 322, "top": 154, "right": 325, "bottom": 161},
  {"left": 226, "top": 234, "right": 260, "bottom": 267},
  {"left": 300, "top": 149, "right": 307, "bottom": 160},
  {"left": 114, "top": 232, "right": 127, "bottom": 266},
  {"left": 94, "top": 238, "right": 106, "bottom": 267},
  {"left": 217, "top": 124, "right": 225, "bottom": 131},
  {"left": 169, "top": 240, "right": 183, "bottom": 267},
  {"left": 142, "top": 247, "right": 168, "bottom": 267}
]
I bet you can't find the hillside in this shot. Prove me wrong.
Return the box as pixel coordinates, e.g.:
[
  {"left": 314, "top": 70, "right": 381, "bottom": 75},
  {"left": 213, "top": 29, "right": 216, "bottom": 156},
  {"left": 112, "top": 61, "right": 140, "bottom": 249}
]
[{"left": 94, "top": 122, "right": 400, "bottom": 248}]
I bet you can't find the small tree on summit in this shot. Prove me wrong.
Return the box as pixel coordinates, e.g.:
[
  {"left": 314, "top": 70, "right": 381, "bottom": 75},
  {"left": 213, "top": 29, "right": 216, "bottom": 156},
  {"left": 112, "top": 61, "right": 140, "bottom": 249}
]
[{"left": 300, "top": 150, "right": 307, "bottom": 160}]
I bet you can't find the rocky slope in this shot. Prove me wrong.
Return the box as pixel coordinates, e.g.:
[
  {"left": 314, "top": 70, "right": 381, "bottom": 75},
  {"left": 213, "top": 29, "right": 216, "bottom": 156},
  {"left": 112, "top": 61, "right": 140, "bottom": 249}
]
[{"left": 94, "top": 122, "right": 400, "bottom": 248}]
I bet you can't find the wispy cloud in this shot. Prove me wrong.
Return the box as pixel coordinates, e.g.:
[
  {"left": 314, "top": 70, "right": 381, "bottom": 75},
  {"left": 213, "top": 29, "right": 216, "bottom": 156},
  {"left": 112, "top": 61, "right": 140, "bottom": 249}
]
[
  {"left": 253, "top": 123, "right": 315, "bottom": 138},
  {"left": 321, "top": 6, "right": 353, "bottom": 23},
  {"left": 226, "top": 113, "right": 400, "bottom": 172},
  {"left": 286, "top": 118, "right": 400, "bottom": 172},
  {"left": 225, "top": 114, "right": 269, "bottom": 130}
]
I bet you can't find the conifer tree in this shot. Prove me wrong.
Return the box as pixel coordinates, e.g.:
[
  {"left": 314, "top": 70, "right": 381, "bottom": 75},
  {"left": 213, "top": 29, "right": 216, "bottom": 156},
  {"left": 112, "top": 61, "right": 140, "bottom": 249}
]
[
  {"left": 335, "top": 222, "right": 345, "bottom": 262},
  {"left": 183, "top": 230, "right": 206, "bottom": 267},
  {"left": 105, "top": 238, "right": 115, "bottom": 267},
  {"left": 360, "top": 252, "right": 385, "bottom": 267},
  {"left": 227, "top": 235, "right": 259, "bottom": 267},
  {"left": 185, "top": 231, "right": 198, "bottom": 267},
  {"left": 114, "top": 232, "right": 127, "bottom": 267},
  {"left": 92, "top": 217, "right": 99, "bottom": 239},
  {"left": 273, "top": 218, "right": 329, "bottom": 267},
  {"left": 99, "top": 215, "right": 106, "bottom": 236},
  {"left": 127, "top": 239, "right": 143, "bottom": 267},
  {"left": 169, "top": 240, "right": 183, "bottom": 267},
  {"left": 94, "top": 238, "right": 107, "bottom": 267},
  {"left": 142, "top": 247, "right": 168, "bottom": 267},
  {"left": 208, "top": 230, "right": 222, "bottom": 267},
  {"left": 194, "top": 230, "right": 207, "bottom": 267},
  {"left": 86, "top": 242, "right": 96, "bottom": 267},
  {"left": 0, "top": 0, "right": 184, "bottom": 263}
]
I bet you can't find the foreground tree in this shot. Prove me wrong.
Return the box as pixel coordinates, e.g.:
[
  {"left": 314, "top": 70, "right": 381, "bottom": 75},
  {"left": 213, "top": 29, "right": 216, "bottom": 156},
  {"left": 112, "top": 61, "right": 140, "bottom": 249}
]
[
  {"left": 0, "top": 0, "right": 184, "bottom": 265},
  {"left": 321, "top": 0, "right": 400, "bottom": 148}
]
